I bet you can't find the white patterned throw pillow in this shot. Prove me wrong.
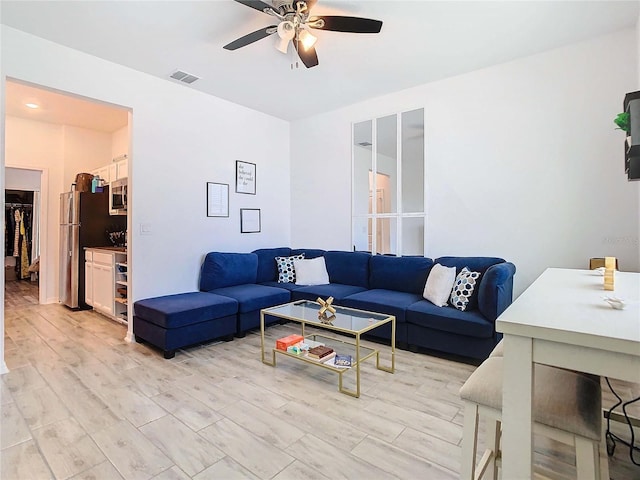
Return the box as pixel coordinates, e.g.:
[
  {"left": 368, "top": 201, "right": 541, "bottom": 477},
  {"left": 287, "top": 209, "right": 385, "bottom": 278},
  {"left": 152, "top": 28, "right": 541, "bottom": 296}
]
[
  {"left": 450, "top": 267, "right": 481, "bottom": 311},
  {"left": 275, "top": 253, "right": 305, "bottom": 283}
]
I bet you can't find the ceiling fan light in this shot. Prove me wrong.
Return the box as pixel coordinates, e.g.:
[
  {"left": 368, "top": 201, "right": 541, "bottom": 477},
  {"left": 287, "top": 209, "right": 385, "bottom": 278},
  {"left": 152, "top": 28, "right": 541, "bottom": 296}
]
[
  {"left": 277, "top": 21, "right": 295, "bottom": 40},
  {"left": 276, "top": 36, "right": 290, "bottom": 54},
  {"left": 299, "top": 29, "right": 317, "bottom": 50}
]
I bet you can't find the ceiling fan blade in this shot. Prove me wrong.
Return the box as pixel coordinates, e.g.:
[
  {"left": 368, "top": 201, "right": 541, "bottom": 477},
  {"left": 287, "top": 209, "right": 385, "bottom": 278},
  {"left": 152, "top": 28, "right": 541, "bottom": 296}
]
[
  {"left": 232, "top": 0, "right": 274, "bottom": 14},
  {"left": 223, "top": 26, "right": 277, "bottom": 50},
  {"left": 294, "top": 39, "right": 319, "bottom": 68},
  {"left": 310, "top": 16, "right": 383, "bottom": 33}
]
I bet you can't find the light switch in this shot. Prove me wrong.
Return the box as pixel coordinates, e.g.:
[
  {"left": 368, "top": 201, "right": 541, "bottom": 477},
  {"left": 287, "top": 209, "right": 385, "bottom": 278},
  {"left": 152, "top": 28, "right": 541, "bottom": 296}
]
[{"left": 140, "top": 223, "right": 152, "bottom": 235}]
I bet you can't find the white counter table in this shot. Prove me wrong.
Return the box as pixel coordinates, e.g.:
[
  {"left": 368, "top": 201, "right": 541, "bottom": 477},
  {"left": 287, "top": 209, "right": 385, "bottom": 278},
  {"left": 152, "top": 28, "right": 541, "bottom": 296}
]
[{"left": 496, "top": 268, "right": 640, "bottom": 479}]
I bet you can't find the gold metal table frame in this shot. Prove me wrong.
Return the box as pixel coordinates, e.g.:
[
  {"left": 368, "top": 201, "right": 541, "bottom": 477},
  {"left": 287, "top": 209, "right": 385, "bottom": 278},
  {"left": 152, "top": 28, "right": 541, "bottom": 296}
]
[{"left": 260, "top": 300, "right": 396, "bottom": 398}]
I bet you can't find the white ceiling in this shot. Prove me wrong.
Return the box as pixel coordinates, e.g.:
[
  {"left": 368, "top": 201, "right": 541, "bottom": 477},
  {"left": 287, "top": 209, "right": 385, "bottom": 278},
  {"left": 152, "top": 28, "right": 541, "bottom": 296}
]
[
  {"left": 5, "top": 80, "right": 129, "bottom": 132},
  {"left": 1, "top": 1, "right": 638, "bottom": 122}
]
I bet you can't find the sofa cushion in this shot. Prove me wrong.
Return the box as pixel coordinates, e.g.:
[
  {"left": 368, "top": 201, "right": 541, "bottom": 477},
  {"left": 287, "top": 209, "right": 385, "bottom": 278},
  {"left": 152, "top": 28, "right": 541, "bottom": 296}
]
[
  {"left": 435, "top": 256, "right": 505, "bottom": 274},
  {"left": 209, "top": 284, "right": 290, "bottom": 313},
  {"left": 253, "top": 247, "right": 291, "bottom": 283},
  {"left": 450, "top": 267, "right": 481, "bottom": 312},
  {"left": 291, "top": 284, "right": 367, "bottom": 302},
  {"left": 260, "top": 281, "right": 305, "bottom": 291},
  {"left": 276, "top": 253, "right": 305, "bottom": 283},
  {"left": 369, "top": 255, "right": 434, "bottom": 294},
  {"left": 435, "top": 257, "right": 505, "bottom": 310},
  {"left": 341, "top": 289, "right": 422, "bottom": 323},
  {"left": 134, "top": 292, "right": 238, "bottom": 329},
  {"left": 406, "top": 300, "right": 494, "bottom": 339},
  {"left": 200, "top": 252, "right": 258, "bottom": 291},
  {"left": 324, "top": 251, "right": 371, "bottom": 288},
  {"left": 291, "top": 248, "right": 326, "bottom": 259}
]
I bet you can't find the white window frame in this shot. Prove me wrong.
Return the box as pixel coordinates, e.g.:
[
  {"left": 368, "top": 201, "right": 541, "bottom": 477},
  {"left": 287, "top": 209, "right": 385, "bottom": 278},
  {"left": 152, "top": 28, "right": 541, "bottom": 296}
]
[{"left": 351, "top": 108, "right": 426, "bottom": 256}]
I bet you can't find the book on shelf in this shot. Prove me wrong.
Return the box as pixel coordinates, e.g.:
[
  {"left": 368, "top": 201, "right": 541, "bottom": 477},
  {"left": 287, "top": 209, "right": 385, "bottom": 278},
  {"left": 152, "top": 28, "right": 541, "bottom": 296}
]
[
  {"left": 324, "top": 355, "right": 351, "bottom": 369},
  {"left": 307, "top": 351, "right": 336, "bottom": 363},
  {"left": 334, "top": 354, "right": 352, "bottom": 367},
  {"left": 307, "top": 345, "right": 334, "bottom": 359}
]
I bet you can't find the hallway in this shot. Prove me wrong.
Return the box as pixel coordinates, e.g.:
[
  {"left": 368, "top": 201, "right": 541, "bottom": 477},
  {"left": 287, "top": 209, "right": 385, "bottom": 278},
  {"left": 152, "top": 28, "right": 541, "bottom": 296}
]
[{"left": 4, "top": 279, "right": 39, "bottom": 310}]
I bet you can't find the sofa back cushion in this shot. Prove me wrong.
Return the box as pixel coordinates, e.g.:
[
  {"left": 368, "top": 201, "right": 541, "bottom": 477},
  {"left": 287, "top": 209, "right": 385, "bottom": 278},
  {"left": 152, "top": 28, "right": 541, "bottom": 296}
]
[
  {"left": 324, "top": 251, "right": 371, "bottom": 287},
  {"left": 291, "top": 248, "right": 326, "bottom": 259},
  {"left": 200, "top": 252, "right": 258, "bottom": 291},
  {"left": 434, "top": 256, "right": 505, "bottom": 274},
  {"left": 435, "top": 257, "right": 505, "bottom": 311},
  {"left": 369, "top": 255, "right": 434, "bottom": 294},
  {"left": 253, "top": 247, "right": 291, "bottom": 283}
]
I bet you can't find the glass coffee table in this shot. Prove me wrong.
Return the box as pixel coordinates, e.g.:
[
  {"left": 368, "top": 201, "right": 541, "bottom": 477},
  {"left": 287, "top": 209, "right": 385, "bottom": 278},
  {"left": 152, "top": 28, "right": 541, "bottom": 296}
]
[{"left": 260, "top": 300, "right": 395, "bottom": 398}]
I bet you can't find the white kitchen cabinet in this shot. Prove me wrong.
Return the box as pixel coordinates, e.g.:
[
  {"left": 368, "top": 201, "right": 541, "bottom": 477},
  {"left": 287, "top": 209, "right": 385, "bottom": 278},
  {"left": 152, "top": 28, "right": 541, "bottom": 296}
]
[
  {"left": 85, "top": 251, "right": 93, "bottom": 307},
  {"left": 85, "top": 248, "right": 127, "bottom": 323},
  {"left": 93, "top": 262, "right": 114, "bottom": 315},
  {"left": 116, "top": 158, "right": 128, "bottom": 180},
  {"left": 91, "top": 157, "right": 128, "bottom": 186},
  {"left": 91, "top": 165, "right": 110, "bottom": 184},
  {"left": 108, "top": 163, "right": 117, "bottom": 183},
  {"left": 109, "top": 158, "right": 128, "bottom": 182}
]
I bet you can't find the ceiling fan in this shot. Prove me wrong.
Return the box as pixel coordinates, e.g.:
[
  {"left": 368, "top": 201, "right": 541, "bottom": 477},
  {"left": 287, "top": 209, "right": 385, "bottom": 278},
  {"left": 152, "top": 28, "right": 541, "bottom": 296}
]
[{"left": 223, "top": 0, "right": 383, "bottom": 68}]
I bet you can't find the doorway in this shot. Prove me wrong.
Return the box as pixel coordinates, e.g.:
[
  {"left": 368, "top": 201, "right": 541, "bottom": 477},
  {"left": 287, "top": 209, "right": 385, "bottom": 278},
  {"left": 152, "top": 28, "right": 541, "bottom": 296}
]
[
  {"left": 5, "top": 170, "right": 43, "bottom": 308},
  {"left": 367, "top": 172, "right": 393, "bottom": 254}
]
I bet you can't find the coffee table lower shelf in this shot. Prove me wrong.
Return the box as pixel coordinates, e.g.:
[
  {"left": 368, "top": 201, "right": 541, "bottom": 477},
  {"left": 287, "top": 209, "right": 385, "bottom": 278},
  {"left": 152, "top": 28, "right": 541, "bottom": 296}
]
[{"left": 262, "top": 333, "right": 394, "bottom": 398}]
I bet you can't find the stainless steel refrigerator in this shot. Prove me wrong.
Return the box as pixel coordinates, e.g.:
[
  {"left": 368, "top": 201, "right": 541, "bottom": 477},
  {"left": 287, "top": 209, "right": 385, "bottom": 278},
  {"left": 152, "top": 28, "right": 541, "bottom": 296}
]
[{"left": 59, "top": 187, "right": 126, "bottom": 309}]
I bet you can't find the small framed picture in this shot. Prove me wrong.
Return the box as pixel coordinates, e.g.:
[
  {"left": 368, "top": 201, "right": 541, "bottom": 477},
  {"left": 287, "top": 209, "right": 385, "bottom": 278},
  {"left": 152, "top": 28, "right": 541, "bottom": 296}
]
[
  {"left": 206, "top": 182, "right": 229, "bottom": 217},
  {"left": 240, "top": 208, "right": 261, "bottom": 233},
  {"left": 236, "top": 160, "right": 256, "bottom": 195}
]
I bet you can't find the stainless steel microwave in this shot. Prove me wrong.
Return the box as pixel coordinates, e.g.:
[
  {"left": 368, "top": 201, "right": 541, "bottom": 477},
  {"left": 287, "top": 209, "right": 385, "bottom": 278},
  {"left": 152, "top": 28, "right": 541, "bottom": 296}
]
[{"left": 110, "top": 178, "right": 127, "bottom": 215}]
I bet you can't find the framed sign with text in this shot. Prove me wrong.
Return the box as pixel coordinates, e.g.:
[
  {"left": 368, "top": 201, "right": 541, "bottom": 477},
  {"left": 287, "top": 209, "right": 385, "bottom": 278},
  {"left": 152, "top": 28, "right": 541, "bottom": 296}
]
[{"left": 236, "top": 160, "right": 256, "bottom": 195}]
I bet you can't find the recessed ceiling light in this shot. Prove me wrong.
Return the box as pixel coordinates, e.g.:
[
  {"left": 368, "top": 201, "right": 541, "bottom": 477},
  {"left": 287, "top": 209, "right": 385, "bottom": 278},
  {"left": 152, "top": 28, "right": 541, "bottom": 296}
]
[{"left": 25, "top": 103, "right": 39, "bottom": 109}]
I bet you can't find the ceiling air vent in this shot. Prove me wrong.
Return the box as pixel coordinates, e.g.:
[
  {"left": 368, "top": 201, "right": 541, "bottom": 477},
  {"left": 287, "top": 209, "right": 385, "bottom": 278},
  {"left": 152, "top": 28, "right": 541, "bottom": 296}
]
[{"left": 169, "top": 70, "right": 200, "bottom": 84}]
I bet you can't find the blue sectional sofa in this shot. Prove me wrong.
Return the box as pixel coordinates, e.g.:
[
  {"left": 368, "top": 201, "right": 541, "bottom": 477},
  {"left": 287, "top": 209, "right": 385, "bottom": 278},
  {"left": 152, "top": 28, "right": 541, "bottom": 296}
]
[{"left": 133, "top": 248, "right": 515, "bottom": 360}]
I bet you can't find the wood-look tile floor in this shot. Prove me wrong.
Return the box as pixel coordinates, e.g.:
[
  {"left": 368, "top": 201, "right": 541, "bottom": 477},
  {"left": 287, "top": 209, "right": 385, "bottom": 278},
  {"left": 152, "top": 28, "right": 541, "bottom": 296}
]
[{"left": 2, "top": 280, "right": 640, "bottom": 479}]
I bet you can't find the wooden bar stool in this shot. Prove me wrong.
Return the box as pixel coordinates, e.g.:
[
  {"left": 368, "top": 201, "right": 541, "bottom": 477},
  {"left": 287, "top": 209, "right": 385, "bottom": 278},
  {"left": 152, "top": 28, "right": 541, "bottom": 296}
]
[{"left": 460, "top": 357, "right": 603, "bottom": 480}]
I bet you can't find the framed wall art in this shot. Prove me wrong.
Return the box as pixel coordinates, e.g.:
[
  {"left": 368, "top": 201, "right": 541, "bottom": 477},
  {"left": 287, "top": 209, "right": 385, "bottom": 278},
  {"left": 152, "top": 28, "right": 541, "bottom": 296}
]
[
  {"left": 207, "top": 182, "right": 229, "bottom": 217},
  {"left": 240, "top": 208, "right": 261, "bottom": 233},
  {"left": 236, "top": 160, "right": 256, "bottom": 195}
]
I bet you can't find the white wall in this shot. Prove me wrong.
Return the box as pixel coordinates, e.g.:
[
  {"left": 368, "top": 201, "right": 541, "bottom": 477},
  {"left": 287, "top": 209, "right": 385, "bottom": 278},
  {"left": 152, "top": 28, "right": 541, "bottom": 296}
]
[
  {"left": 1, "top": 26, "right": 291, "bottom": 354},
  {"left": 111, "top": 125, "right": 128, "bottom": 159},
  {"left": 5, "top": 166, "right": 41, "bottom": 191},
  {"left": 291, "top": 29, "right": 640, "bottom": 296},
  {"left": 62, "top": 125, "right": 112, "bottom": 189}
]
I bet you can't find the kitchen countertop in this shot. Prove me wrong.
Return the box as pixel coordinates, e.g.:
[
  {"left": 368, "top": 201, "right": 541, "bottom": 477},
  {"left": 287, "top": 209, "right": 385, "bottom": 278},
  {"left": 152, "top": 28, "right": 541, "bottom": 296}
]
[{"left": 85, "top": 246, "right": 127, "bottom": 253}]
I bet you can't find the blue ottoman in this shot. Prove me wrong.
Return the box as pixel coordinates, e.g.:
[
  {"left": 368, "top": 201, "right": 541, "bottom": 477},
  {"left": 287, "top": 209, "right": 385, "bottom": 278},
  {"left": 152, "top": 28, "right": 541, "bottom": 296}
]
[{"left": 133, "top": 292, "right": 238, "bottom": 359}]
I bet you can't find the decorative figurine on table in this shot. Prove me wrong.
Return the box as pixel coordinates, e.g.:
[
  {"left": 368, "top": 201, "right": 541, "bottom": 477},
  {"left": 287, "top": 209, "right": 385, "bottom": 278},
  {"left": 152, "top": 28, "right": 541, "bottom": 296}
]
[
  {"left": 319, "top": 314, "right": 336, "bottom": 324},
  {"left": 604, "top": 256, "right": 616, "bottom": 291},
  {"left": 317, "top": 296, "right": 336, "bottom": 322}
]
